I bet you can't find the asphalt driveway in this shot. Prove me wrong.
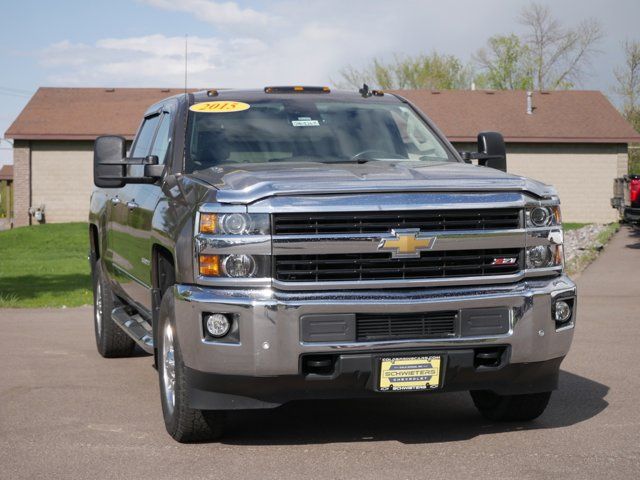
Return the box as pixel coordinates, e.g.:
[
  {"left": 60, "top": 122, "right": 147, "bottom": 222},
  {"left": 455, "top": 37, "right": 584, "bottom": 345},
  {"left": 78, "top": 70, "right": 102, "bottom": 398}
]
[{"left": 1, "top": 227, "right": 639, "bottom": 479}]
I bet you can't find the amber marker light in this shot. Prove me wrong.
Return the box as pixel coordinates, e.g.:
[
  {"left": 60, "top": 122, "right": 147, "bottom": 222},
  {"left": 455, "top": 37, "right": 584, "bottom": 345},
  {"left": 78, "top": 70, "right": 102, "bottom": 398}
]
[
  {"left": 199, "top": 254, "right": 221, "bottom": 276},
  {"left": 199, "top": 213, "right": 217, "bottom": 234}
]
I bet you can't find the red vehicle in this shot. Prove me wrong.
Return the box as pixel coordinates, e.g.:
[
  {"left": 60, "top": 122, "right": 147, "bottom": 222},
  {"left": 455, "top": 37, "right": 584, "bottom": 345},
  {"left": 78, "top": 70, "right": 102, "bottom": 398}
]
[{"left": 612, "top": 175, "right": 640, "bottom": 224}]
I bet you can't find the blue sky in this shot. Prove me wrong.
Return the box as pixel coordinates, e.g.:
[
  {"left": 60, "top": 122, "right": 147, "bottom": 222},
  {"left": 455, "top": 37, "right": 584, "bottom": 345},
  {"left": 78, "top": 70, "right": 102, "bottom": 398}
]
[{"left": 1, "top": 0, "right": 639, "bottom": 165}]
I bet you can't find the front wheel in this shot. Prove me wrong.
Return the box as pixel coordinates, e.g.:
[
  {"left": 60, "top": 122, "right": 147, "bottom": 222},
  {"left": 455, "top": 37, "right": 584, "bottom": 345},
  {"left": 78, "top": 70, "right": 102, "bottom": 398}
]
[
  {"left": 157, "top": 291, "right": 225, "bottom": 442},
  {"left": 470, "top": 390, "right": 552, "bottom": 421}
]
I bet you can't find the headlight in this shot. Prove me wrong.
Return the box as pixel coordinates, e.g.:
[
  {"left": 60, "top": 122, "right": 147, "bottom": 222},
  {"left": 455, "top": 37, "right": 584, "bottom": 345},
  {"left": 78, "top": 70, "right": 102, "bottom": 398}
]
[
  {"left": 525, "top": 244, "right": 563, "bottom": 269},
  {"left": 222, "top": 254, "right": 256, "bottom": 277},
  {"left": 199, "top": 213, "right": 270, "bottom": 235},
  {"left": 199, "top": 253, "right": 267, "bottom": 278},
  {"left": 526, "top": 206, "right": 561, "bottom": 228}
]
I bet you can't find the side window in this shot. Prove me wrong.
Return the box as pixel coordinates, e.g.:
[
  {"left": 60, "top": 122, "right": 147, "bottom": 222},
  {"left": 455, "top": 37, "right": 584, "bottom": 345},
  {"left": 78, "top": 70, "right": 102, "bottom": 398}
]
[
  {"left": 131, "top": 115, "right": 160, "bottom": 157},
  {"left": 150, "top": 113, "right": 172, "bottom": 164}
]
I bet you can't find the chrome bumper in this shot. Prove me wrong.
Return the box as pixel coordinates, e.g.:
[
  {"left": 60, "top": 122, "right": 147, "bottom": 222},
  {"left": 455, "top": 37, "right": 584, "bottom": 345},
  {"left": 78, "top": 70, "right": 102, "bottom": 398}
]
[{"left": 173, "top": 276, "right": 576, "bottom": 376}]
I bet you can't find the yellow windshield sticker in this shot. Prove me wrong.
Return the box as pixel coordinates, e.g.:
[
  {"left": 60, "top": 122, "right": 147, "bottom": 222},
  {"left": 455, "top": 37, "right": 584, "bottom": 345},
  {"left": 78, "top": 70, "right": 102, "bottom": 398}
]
[{"left": 190, "top": 101, "right": 250, "bottom": 113}]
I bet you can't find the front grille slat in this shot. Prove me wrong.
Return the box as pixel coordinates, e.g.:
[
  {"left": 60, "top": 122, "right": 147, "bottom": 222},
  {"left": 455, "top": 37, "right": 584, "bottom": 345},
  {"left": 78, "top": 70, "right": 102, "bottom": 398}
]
[
  {"left": 274, "top": 209, "right": 520, "bottom": 235},
  {"left": 356, "top": 311, "right": 457, "bottom": 341},
  {"left": 274, "top": 249, "right": 521, "bottom": 282}
]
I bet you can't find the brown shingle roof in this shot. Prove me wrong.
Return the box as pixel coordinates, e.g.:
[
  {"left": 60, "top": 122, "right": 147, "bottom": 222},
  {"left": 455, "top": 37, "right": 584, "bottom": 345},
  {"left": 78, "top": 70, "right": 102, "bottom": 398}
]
[
  {"left": 5, "top": 87, "right": 640, "bottom": 144},
  {"left": 391, "top": 89, "right": 640, "bottom": 143},
  {"left": 4, "top": 87, "right": 197, "bottom": 141},
  {"left": 0, "top": 164, "right": 13, "bottom": 181}
]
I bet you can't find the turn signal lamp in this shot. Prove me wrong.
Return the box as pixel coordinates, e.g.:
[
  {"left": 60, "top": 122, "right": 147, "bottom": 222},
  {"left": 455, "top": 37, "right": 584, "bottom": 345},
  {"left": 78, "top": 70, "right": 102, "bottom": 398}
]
[
  {"left": 199, "top": 213, "right": 217, "bottom": 234},
  {"left": 199, "top": 254, "right": 220, "bottom": 276}
]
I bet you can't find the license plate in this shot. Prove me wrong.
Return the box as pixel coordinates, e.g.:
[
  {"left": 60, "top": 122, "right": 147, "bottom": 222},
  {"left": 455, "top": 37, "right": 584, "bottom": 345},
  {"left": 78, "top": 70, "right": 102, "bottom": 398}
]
[{"left": 379, "top": 356, "right": 441, "bottom": 391}]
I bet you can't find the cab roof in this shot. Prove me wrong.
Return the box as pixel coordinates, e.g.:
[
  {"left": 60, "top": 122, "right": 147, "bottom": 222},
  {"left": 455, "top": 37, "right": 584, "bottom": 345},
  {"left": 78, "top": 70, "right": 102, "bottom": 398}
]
[{"left": 190, "top": 87, "right": 402, "bottom": 104}]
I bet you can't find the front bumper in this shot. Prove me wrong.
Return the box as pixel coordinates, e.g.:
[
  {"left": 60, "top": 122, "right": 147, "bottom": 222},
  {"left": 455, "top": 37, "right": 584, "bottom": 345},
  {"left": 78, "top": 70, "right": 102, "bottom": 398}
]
[{"left": 173, "top": 276, "right": 576, "bottom": 409}]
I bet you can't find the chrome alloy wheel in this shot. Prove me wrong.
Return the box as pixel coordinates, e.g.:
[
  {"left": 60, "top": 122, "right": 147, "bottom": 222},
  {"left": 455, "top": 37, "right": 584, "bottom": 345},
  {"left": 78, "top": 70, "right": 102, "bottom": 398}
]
[
  {"left": 161, "top": 323, "right": 176, "bottom": 415},
  {"left": 95, "top": 283, "right": 103, "bottom": 335}
]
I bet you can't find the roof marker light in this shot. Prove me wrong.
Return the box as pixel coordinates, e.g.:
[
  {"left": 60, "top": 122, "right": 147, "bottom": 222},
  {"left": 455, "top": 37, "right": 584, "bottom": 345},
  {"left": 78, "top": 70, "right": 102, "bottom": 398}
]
[{"left": 264, "top": 86, "right": 331, "bottom": 94}]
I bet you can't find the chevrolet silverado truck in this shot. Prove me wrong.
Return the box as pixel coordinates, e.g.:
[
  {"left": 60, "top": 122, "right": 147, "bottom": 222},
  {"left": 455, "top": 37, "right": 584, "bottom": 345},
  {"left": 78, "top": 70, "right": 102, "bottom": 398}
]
[{"left": 89, "top": 86, "right": 576, "bottom": 442}]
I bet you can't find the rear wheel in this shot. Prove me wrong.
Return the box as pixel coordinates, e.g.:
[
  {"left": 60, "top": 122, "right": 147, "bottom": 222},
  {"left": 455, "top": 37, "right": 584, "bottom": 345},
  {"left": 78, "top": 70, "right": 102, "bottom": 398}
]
[
  {"left": 92, "top": 262, "right": 135, "bottom": 358},
  {"left": 470, "top": 390, "right": 552, "bottom": 421},
  {"left": 157, "top": 290, "right": 225, "bottom": 442}
]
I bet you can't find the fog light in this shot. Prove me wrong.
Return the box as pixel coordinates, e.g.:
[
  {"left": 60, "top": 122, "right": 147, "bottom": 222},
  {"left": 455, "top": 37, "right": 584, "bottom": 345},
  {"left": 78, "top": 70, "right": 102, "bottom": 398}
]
[
  {"left": 205, "top": 313, "right": 231, "bottom": 337},
  {"left": 526, "top": 245, "right": 551, "bottom": 268},
  {"left": 222, "top": 254, "right": 255, "bottom": 277},
  {"left": 554, "top": 300, "right": 572, "bottom": 323}
]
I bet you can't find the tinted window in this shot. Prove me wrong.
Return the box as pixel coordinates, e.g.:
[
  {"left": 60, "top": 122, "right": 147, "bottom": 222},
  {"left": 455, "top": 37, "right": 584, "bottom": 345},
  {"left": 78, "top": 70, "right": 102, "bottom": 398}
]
[
  {"left": 186, "top": 99, "right": 453, "bottom": 173},
  {"left": 131, "top": 115, "right": 160, "bottom": 157},
  {"left": 150, "top": 113, "right": 172, "bottom": 164}
]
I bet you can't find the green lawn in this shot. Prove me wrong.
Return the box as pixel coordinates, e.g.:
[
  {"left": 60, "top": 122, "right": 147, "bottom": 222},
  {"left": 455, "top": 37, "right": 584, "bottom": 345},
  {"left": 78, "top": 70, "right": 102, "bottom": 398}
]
[
  {"left": 564, "top": 222, "right": 589, "bottom": 231},
  {"left": 0, "top": 223, "right": 92, "bottom": 308}
]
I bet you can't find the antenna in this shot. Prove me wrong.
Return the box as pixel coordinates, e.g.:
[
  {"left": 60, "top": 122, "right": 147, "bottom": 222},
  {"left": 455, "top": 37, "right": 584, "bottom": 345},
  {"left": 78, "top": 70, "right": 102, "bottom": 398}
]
[{"left": 184, "top": 34, "right": 188, "bottom": 95}]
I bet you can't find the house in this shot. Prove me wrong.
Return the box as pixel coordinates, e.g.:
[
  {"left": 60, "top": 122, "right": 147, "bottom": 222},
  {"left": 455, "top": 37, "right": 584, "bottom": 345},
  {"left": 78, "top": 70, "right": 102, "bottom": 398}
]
[{"left": 4, "top": 87, "right": 640, "bottom": 226}]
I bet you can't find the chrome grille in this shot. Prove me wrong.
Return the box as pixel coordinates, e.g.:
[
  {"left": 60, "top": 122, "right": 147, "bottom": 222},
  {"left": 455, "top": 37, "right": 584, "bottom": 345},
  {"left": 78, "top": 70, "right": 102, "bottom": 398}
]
[
  {"left": 274, "top": 248, "right": 522, "bottom": 282},
  {"left": 273, "top": 209, "right": 521, "bottom": 235},
  {"left": 356, "top": 311, "right": 457, "bottom": 341}
]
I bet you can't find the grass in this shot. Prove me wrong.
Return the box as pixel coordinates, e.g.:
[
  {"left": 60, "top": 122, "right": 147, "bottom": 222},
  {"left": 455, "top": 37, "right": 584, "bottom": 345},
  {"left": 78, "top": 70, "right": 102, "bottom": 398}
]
[
  {"left": 0, "top": 223, "right": 92, "bottom": 308},
  {"left": 564, "top": 222, "right": 590, "bottom": 231},
  {"left": 566, "top": 222, "right": 620, "bottom": 276}
]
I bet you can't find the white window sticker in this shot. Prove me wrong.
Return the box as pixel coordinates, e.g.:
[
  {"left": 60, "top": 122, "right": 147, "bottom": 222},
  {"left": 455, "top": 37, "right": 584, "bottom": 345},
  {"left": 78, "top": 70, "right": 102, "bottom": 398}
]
[{"left": 291, "top": 117, "right": 320, "bottom": 127}]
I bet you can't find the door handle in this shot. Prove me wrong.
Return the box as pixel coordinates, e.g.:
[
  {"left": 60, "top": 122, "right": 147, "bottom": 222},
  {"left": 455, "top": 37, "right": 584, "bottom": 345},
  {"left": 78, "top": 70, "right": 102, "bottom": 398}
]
[
  {"left": 111, "top": 197, "right": 121, "bottom": 205},
  {"left": 127, "top": 201, "right": 139, "bottom": 210}
]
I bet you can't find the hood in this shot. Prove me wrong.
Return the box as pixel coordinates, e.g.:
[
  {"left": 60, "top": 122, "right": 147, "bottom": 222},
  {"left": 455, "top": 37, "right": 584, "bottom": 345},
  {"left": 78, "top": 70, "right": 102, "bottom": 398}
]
[{"left": 191, "top": 161, "right": 556, "bottom": 204}]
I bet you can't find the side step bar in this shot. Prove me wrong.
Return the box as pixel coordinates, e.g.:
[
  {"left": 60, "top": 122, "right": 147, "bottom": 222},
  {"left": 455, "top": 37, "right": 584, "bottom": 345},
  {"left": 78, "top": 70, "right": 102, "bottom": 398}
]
[{"left": 111, "top": 306, "right": 154, "bottom": 354}]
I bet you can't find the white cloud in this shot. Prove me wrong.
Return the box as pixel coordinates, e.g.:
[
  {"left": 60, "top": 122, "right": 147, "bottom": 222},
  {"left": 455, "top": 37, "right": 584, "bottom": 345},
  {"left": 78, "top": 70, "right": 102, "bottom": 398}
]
[
  {"left": 139, "top": 0, "right": 278, "bottom": 28},
  {"left": 40, "top": 34, "right": 271, "bottom": 87},
  {"left": 37, "top": 0, "right": 640, "bottom": 92}
]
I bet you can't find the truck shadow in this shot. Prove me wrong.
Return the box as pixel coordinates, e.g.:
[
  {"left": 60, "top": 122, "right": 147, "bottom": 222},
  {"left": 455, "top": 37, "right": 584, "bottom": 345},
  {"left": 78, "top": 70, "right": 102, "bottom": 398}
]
[
  {"left": 624, "top": 225, "right": 640, "bottom": 249},
  {"left": 220, "top": 370, "right": 608, "bottom": 445}
]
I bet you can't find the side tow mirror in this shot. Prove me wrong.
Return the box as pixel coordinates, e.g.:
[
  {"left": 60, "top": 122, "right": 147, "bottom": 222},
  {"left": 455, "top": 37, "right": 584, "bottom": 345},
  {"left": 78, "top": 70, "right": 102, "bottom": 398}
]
[
  {"left": 94, "top": 135, "right": 127, "bottom": 188},
  {"left": 477, "top": 131, "right": 507, "bottom": 172},
  {"left": 94, "top": 135, "right": 163, "bottom": 188}
]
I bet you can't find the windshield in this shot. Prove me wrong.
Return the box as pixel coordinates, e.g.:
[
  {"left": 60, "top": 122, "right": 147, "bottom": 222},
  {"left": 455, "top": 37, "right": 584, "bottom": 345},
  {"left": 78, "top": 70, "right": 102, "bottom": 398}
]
[{"left": 186, "top": 98, "right": 455, "bottom": 173}]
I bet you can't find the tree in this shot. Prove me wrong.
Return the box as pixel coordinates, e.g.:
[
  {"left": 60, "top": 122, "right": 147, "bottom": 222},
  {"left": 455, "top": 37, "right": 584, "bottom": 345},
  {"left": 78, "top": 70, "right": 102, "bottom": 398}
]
[
  {"left": 473, "top": 34, "right": 533, "bottom": 90},
  {"left": 614, "top": 40, "right": 640, "bottom": 132},
  {"left": 613, "top": 40, "right": 640, "bottom": 174},
  {"left": 518, "top": 3, "right": 602, "bottom": 90},
  {"left": 335, "top": 52, "right": 473, "bottom": 90}
]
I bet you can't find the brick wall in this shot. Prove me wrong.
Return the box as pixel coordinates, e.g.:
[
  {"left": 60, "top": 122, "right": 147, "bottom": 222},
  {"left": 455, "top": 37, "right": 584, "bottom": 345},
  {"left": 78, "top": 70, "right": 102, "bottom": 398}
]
[{"left": 12, "top": 140, "right": 31, "bottom": 227}]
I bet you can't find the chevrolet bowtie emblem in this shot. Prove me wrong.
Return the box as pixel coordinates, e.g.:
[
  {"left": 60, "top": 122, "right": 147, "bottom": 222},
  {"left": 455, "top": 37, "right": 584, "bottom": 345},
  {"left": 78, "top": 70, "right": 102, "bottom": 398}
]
[{"left": 378, "top": 229, "right": 436, "bottom": 258}]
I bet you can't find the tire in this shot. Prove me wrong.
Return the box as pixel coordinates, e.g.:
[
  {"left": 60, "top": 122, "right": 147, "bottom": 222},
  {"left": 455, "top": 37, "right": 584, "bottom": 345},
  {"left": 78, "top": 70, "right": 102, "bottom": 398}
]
[
  {"left": 470, "top": 390, "right": 552, "bottom": 421},
  {"left": 92, "top": 262, "right": 135, "bottom": 358},
  {"left": 157, "top": 290, "right": 225, "bottom": 442}
]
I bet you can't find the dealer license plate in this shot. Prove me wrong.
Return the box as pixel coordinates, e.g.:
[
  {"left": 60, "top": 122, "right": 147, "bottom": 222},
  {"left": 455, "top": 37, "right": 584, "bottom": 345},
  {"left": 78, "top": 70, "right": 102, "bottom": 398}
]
[{"left": 378, "top": 356, "right": 441, "bottom": 391}]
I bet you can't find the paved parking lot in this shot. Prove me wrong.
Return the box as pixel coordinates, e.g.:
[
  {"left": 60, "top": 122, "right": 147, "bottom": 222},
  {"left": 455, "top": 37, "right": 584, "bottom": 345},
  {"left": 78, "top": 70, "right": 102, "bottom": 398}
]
[{"left": 1, "top": 227, "right": 639, "bottom": 480}]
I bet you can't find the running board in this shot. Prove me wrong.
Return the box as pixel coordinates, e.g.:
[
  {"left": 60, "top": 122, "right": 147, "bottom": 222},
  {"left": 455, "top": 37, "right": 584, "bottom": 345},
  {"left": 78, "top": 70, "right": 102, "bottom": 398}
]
[{"left": 111, "top": 307, "right": 154, "bottom": 353}]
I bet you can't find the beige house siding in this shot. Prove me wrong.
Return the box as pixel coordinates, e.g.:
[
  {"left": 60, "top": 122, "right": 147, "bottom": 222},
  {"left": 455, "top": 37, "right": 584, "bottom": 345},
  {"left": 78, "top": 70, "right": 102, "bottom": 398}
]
[
  {"left": 31, "top": 141, "right": 94, "bottom": 223},
  {"left": 453, "top": 142, "right": 624, "bottom": 223}
]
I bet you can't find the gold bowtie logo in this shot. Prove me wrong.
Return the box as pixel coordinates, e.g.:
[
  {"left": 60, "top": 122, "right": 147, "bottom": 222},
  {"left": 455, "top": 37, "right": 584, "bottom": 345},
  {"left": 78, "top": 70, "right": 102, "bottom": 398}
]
[{"left": 378, "top": 229, "right": 436, "bottom": 258}]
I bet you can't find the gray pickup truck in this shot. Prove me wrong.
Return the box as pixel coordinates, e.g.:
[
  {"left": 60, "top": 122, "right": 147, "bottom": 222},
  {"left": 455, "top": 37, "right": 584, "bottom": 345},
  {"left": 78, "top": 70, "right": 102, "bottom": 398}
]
[{"left": 90, "top": 86, "right": 576, "bottom": 442}]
